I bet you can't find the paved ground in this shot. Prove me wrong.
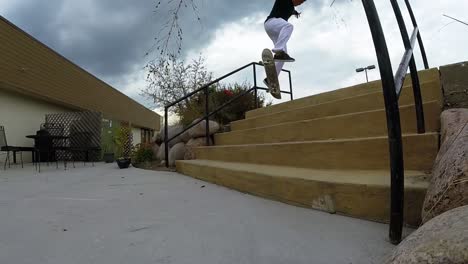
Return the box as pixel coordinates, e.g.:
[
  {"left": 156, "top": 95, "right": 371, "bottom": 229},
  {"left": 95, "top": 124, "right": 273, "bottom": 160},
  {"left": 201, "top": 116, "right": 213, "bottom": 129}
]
[{"left": 0, "top": 163, "right": 398, "bottom": 264}]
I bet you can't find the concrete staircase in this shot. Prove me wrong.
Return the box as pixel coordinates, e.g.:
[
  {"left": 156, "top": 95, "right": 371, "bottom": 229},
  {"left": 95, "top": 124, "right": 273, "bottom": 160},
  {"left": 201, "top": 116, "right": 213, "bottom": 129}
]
[{"left": 176, "top": 68, "right": 442, "bottom": 227}]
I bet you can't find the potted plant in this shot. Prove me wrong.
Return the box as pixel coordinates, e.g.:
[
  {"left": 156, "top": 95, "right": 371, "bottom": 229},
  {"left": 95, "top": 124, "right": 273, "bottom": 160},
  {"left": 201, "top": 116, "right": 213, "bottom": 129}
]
[
  {"left": 115, "top": 126, "right": 133, "bottom": 169},
  {"left": 102, "top": 143, "right": 115, "bottom": 163}
]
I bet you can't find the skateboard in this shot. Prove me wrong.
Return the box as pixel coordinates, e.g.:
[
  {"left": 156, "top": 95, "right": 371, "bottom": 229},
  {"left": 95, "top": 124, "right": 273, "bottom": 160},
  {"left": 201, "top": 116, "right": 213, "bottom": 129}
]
[{"left": 261, "top": 49, "right": 281, "bottom": 99}]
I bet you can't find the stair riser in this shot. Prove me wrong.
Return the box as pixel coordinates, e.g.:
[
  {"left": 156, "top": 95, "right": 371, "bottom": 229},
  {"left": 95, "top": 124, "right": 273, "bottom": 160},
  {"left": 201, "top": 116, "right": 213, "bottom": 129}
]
[
  {"left": 196, "top": 134, "right": 439, "bottom": 171},
  {"left": 177, "top": 161, "right": 426, "bottom": 226},
  {"left": 247, "top": 68, "right": 441, "bottom": 119},
  {"left": 236, "top": 81, "right": 441, "bottom": 131},
  {"left": 218, "top": 102, "right": 440, "bottom": 145}
]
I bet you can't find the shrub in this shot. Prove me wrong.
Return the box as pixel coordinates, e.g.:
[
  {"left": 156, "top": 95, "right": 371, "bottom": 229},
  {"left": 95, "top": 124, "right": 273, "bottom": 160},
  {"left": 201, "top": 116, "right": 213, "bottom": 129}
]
[
  {"left": 178, "top": 82, "right": 269, "bottom": 127},
  {"left": 132, "top": 143, "right": 154, "bottom": 164}
]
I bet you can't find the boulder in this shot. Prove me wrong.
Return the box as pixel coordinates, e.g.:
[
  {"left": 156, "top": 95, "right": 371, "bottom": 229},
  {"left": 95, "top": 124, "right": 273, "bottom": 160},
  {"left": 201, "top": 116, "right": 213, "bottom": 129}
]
[
  {"left": 184, "top": 137, "right": 213, "bottom": 160},
  {"left": 152, "top": 143, "right": 160, "bottom": 159},
  {"left": 385, "top": 205, "right": 468, "bottom": 264},
  {"left": 159, "top": 125, "right": 190, "bottom": 147},
  {"left": 422, "top": 109, "right": 468, "bottom": 223},
  {"left": 152, "top": 132, "right": 162, "bottom": 144},
  {"left": 188, "top": 119, "right": 220, "bottom": 138},
  {"left": 157, "top": 143, "right": 166, "bottom": 161},
  {"left": 169, "top": 142, "right": 186, "bottom": 167}
]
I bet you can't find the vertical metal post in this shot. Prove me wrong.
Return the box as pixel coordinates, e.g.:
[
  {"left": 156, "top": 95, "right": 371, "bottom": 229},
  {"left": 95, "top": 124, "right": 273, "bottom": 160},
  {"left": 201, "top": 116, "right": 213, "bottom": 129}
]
[
  {"left": 253, "top": 64, "right": 258, "bottom": 108},
  {"left": 365, "top": 69, "right": 369, "bottom": 83},
  {"left": 288, "top": 71, "right": 294, "bottom": 101},
  {"left": 164, "top": 107, "right": 169, "bottom": 168},
  {"left": 390, "top": 0, "right": 425, "bottom": 133},
  {"left": 362, "top": 0, "right": 405, "bottom": 244},
  {"left": 205, "top": 87, "right": 210, "bottom": 146},
  {"left": 404, "top": 0, "right": 429, "bottom": 69}
]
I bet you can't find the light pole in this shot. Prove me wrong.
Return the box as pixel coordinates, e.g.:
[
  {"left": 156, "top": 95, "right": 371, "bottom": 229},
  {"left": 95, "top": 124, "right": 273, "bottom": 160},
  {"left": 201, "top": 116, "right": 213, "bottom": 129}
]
[{"left": 356, "top": 65, "right": 376, "bottom": 83}]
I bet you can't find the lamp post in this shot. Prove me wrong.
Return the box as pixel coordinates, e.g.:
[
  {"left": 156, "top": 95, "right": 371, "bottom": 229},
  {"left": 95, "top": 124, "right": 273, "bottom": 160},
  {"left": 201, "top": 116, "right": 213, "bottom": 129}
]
[{"left": 356, "top": 65, "right": 376, "bottom": 83}]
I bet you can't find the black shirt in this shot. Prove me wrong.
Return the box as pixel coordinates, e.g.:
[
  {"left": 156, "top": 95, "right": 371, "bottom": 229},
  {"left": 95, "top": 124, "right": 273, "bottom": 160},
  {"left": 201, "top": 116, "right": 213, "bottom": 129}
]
[{"left": 266, "top": 0, "right": 296, "bottom": 22}]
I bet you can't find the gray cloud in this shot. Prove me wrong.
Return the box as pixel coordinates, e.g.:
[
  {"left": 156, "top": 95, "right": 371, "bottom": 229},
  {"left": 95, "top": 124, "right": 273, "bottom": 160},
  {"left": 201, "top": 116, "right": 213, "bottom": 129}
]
[{"left": 2, "top": 0, "right": 325, "bottom": 80}]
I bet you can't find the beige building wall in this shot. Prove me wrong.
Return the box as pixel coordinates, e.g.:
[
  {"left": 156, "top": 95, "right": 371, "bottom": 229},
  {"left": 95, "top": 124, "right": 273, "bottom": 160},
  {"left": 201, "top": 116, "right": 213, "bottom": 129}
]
[
  {"left": 0, "top": 88, "right": 73, "bottom": 162},
  {"left": 132, "top": 127, "right": 142, "bottom": 145},
  {"left": 0, "top": 16, "right": 160, "bottom": 131}
]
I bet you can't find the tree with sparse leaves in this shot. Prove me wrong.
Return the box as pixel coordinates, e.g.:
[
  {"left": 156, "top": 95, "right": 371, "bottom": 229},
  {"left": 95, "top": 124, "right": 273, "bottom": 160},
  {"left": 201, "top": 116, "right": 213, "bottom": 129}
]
[{"left": 142, "top": 54, "right": 213, "bottom": 114}]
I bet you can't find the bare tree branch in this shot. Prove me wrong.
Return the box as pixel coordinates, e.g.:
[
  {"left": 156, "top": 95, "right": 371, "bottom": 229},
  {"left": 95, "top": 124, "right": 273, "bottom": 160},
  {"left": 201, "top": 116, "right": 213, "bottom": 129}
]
[{"left": 147, "top": 0, "right": 201, "bottom": 58}]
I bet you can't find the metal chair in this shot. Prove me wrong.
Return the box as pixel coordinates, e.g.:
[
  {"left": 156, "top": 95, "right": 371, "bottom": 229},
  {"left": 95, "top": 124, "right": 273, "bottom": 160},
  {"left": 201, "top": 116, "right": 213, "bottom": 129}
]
[
  {"left": 36, "top": 123, "right": 67, "bottom": 171},
  {"left": 69, "top": 132, "right": 101, "bottom": 168},
  {"left": 0, "top": 126, "right": 34, "bottom": 170}
]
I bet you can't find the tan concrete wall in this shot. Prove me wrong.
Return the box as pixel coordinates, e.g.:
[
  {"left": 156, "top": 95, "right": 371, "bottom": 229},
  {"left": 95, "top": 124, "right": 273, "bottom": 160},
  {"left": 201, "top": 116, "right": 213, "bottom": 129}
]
[
  {"left": 440, "top": 61, "right": 468, "bottom": 109},
  {"left": 0, "top": 88, "right": 72, "bottom": 162}
]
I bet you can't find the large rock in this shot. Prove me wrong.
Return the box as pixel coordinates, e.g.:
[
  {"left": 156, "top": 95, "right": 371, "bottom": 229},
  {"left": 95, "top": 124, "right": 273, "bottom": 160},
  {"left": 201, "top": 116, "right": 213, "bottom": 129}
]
[
  {"left": 440, "top": 108, "right": 468, "bottom": 146},
  {"left": 152, "top": 132, "right": 162, "bottom": 144},
  {"left": 188, "top": 119, "right": 220, "bottom": 138},
  {"left": 159, "top": 125, "right": 190, "bottom": 147},
  {"left": 184, "top": 137, "right": 213, "bottom": 160},
  {"left": 157, "top": 143, "right": 167, "bottom": 161},
  {"left": 421, "top": 109, "right": 468, "bottom": 223},
  {"left": 385, "top": 205, "right": 468, "bottom": 264},
  {"left": 168, "top": 142, "right": 186, "bottom": 167},
  {"left": 152, "top": 143, "right": 160, "bottom": 159}
]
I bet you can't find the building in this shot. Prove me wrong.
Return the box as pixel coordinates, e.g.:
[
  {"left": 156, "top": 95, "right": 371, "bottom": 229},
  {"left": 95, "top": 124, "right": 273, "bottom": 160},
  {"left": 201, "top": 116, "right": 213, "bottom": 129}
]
[{"left": 0, "top": 16, "right": 160, "bottom": 161}]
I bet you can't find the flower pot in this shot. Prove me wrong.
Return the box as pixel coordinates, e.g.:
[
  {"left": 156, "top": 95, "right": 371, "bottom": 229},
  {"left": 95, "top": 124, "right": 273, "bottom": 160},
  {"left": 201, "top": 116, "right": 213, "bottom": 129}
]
[
  {"left": 103, "top": 153, "right": 115, "bottom": 163},
  {"left": 116, "top": 158, "right": 131, "bottom": 169}
]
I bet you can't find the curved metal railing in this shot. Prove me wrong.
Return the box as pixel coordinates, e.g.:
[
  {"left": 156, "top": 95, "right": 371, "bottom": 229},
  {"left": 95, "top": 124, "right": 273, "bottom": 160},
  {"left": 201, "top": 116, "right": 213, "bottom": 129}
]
[{"left": 361, "top": 0, "right": 429, "bottom": 244}]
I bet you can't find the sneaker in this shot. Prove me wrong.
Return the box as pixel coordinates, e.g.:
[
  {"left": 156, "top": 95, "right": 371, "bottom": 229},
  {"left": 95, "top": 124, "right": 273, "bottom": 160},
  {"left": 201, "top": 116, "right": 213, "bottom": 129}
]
[
  {"left": 263, "top": 78, "right": 271, "bottom": 93},
  {"left": 273, "top": 51, "right": 295, "bottom": 62}
]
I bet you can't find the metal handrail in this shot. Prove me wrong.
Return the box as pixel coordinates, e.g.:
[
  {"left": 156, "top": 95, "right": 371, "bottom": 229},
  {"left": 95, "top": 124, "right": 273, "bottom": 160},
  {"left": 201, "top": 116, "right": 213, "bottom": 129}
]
[
  {"left": 164, "top": 62, "right": 293, "bottom": 167},
  {"left": 361, "top": 0, "right": 429, "bottom": 244}
]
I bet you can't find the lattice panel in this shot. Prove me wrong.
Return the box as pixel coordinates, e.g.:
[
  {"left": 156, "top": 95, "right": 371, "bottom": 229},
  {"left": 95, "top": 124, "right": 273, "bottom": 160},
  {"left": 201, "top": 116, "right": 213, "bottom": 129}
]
[{"left": 45, "top": 111, "right": 102, "bottom": 161}]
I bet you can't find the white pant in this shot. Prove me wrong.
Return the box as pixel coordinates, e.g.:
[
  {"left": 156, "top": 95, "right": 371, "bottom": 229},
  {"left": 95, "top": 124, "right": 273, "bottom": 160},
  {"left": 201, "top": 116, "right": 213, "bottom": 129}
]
[{"left": 264, "top": 18, "right": 294, "bottom": 76}]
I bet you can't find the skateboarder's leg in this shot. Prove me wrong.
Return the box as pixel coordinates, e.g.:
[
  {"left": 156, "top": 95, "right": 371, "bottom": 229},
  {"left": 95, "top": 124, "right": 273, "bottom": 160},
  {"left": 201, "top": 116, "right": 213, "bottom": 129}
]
[
  {"left": 275, "top": 46, "right": 287, "bottom": 76},
  {"left": 265, "top": 18, "right": 293, "bottom": 74},
  {"left": 272, "top": 24, "right": 293, "bottom": 54},
  {"left": 264, "top": 18, "right": 293, "bottom": 53}
]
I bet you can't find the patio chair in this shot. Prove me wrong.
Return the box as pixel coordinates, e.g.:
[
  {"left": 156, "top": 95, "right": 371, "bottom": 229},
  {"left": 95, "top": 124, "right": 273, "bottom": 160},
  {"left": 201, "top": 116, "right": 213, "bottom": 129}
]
[
  {"left": 35, "top": 123, "right": 67, "bottom": 171},
  {"left": 69, "top": 131, "right": 101, "bottom": 168},
  {"left": 0, "top": 126, "right": 34, "bottom": 170}
]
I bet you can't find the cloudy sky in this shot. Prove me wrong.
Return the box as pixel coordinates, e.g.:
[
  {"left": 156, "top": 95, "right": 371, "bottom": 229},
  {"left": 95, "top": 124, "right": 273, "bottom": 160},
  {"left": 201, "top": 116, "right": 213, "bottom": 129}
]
[{"left": 1, "top": 0, "right": 467, "bottom": 112}]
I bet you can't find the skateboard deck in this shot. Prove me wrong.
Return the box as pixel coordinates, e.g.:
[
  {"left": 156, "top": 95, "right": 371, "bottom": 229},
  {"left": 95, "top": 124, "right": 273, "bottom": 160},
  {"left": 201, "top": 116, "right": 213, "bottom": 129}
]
[{"left": 261, "top": 49, "right": 281, "bottom": 99}]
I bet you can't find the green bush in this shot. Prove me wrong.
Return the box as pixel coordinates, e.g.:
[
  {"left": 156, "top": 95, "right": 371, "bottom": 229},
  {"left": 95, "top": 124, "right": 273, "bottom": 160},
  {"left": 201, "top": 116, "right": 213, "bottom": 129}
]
[
  {"left": 131, "top": 143, "right": 154, "bottom": 164},
  {"left": 178, "top": 82, "right": 269, "bottom": 127}
]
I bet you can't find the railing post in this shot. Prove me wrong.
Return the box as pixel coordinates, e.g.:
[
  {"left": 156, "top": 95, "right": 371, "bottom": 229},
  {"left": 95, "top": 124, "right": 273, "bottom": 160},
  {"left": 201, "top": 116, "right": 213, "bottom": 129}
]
[
  {"left": 164, "top": 107, "right": 169, "bottom": 168},
  {"left": 288, "top": 71, "right": 293, "bottom": 101},
  {"left": 362, "top": 0, "right": 405, "bottom": 244},
  {"left": 404, "top": 0, "right": 429, "bottom": 69},
  {"left": 205, "top": 87, "right": 210, "bottom": 146},
  {"left": 253, "top": 64, "right": 258, "bottom": 108}
]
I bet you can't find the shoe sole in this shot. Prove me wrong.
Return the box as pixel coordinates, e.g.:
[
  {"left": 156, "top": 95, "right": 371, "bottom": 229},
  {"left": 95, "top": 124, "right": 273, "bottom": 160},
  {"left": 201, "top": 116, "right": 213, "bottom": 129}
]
[{"left": 274, "top": 58, "right": 295, "bottom": 62}]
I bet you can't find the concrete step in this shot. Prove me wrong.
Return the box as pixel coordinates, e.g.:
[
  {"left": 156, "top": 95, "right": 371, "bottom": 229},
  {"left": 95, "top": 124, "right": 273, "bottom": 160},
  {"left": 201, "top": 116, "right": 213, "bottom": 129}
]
[
  {"left": 233, "top": 80, "right": 442, "bottom": 131},
  {"left": 246, "top": 68, "right": 441, "bottom": 120},
  {"left": 176, "top": 160, "right": 429, "bottom": 226},
  {"left": 217, "top": 101, "right": 440, "bottom": 145},
  {"left": 195, "top": 133, "right": 439, "bottom": 171}
]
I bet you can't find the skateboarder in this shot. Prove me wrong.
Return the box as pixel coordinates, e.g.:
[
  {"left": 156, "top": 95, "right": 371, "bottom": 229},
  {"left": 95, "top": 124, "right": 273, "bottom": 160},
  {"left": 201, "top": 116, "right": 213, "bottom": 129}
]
[{"left": 263, "top": 0, "right": 306, "bottom": 88}]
